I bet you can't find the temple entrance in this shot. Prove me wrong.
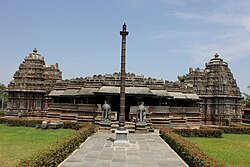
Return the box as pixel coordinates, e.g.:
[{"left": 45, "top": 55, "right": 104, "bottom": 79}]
[
  {"left": 110, "top": 96, "right": 137, "bottom": 121},
  {"left": 125, "top": 96, "right": 137, "bottom": 121}
]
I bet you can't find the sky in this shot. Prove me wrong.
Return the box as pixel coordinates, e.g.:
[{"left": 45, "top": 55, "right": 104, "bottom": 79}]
[{"left": 0, "top": 0, "right": 249, "bottom": 93}]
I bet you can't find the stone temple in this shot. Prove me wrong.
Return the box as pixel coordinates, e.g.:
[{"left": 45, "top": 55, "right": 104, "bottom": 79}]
[
  {"left": 184, "top": 53, "right": 242, "bottom": 125},
  {"left": 6, "top": 50, "right": 242, "bottom": 131},
  {"left": 7, "top": 49, "right": 62, "bottom": 115}
]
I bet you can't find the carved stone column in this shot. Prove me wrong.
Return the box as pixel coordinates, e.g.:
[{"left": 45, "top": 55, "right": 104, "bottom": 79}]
[{"left": 115, "top": 23, "right": 129, "bottom": 143}]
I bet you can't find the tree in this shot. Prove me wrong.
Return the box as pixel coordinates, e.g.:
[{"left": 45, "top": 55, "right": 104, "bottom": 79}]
[
  {"left": 243, "top": 86, "right": 250, "bottom": 108},
  {"left": 242, "top": 94, "right": 250, "bottom": 108},
  {"left": 177, "top": 75, "right": 186, "bottom": 82},
  {"left": 0, "top": 83, "right": 8, "bottom": 108}
]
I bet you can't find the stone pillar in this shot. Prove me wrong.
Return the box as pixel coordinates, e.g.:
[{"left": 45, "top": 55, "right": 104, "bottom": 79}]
[
  {"left": 116, "top": 23, "right": 129, "bottom": 143},
  {"left": 118, "top": 23, "right": 128, "bottom": 131}
]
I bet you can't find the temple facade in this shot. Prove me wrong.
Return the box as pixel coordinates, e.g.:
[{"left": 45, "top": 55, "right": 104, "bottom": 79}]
[
  {"left": 6, "top": 50, "right": 242, "bottom": 130},
  {"left": 184, "top": 53, "right": 242, "bottom": 125},
  {"left": 47, "top": 73, "right": 201, "bottom": 131},
  {"left": 6, "top": 49, "right": 62, "bottom": 116}
]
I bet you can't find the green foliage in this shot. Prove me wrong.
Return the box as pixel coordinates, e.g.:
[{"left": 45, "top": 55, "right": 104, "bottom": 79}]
[
  {"left": 62, "top": 121, "right": 95, "bottom": 131},
  {"left": 201, "top": 124, "right": 250, "bottom": 134},
  {"left": 186, "top": 134, "right": 250, "bottom": 167},
  {"left": 173, "top": 128, "right": 222, "bottom": 138},
  {"left": 177, "top": 75, "right": 186, "bottom": 82},
  {"left": 217, "top": 126, "right": 250, "bottom": 134},
  {"left": 160, "top": 128, "right": 225, "bottom": 167},
  {"left": 201, "top": 125, "right": 250, "bottom": 134},
  {"left": 0, "top": 118, "right": 95, "bottom": 166},
  {"left": 17, "top": 127, "right": 93, "bottom": 167},
  {"left": 0, "top": 83, "right": 8, "bottom": 108},
  {"left": 0, "top": 124, "right": 74, "bottom": 167},
  {"left": 242, "top": 92, "right": 250, "bottom": 108},
  {"left": 0, "top": 117, "right": 43, "bottom": 127},
  {"left": 0, "top": 118, "right": 95, "bottom": 132}
]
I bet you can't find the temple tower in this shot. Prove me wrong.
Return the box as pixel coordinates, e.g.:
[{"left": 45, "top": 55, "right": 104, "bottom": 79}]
[
  {"left": 185, "top": 53, "right": 242, "bottom": 125},
  {"left": 7, "top": 49, "right": 62, "bottom": 115}
]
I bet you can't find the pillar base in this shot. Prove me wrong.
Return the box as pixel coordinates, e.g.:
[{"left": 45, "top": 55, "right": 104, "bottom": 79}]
[{"left": 114, "top": 129, "right": 129, "bottom": 144}]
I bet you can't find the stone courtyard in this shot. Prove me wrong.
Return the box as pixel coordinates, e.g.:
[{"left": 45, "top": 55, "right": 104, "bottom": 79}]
[{"left": 59, "top": 131, "right": 188, "bottom": 167}]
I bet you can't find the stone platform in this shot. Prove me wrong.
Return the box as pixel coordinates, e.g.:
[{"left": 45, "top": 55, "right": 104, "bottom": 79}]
[{"left": 59, "top": 131, "right": 188, "bottom": 167}]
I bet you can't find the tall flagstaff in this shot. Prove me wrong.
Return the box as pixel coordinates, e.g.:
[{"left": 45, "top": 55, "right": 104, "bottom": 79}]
[{"left": 118, "top": 23, "right": 129, "bottom": 131}]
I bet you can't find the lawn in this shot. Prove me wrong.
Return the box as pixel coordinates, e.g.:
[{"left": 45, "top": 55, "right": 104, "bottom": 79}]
[
  {"left": 186, "top": 134, "right": 250, "bottom": 167},
  {"left": 0, "top": 124, "right": 75, "bottom": 167}
]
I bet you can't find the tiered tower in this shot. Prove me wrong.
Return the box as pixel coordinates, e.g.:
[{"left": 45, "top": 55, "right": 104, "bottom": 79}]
[
  {"left": 185, "top": 53, "right": 242, "bottom": 125},
  {"left": 7, "top": 49, "right": 62, "bottom": 114}
]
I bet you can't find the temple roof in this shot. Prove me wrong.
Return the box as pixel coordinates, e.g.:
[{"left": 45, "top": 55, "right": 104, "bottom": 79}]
[
  {"left": 168, "top": 92, "right": 187, "bottom": 99},
  {"left": 185, "top": 53, "right": 241, "bottom": 97},
  {"left": 25, "top": 48, "right": 44, "bottom": 61},
  {"left": 97, "top": 86, "right": 153, "bottom": 95},
  {"left": 207, "top": 53, "right": 228, "bottom": 66},
  {"left": 151, "top": 90, "right": 171, "bottom": 97},
  {"left": 61, "top": 89, "right": 79, "bottom": 96},
  {"left": 49, "top": 90, "right": 64, "bottom": 96},
  {"left": 48, "top": 86, "right": 200, "bottom": 100},
  {"left": 78, "top": 88, "right": 99, "bottom": 96},
  {"left": 185, "top": 93, "right": 200, "bottom": 100}
]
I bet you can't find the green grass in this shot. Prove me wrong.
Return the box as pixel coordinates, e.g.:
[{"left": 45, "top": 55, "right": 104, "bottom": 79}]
[
  {"left": 0, "top": 124, "right": 74, "bottom": 167},
  {"left": 186, "top": 134, "right": 250, "bottom": 167}
]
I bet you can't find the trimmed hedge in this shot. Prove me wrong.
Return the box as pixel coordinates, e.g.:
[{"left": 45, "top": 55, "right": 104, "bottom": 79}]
[
  {"left": 62, "top": 121, "right": 95, "bottom": 131},
  {"left": 0, "top": 117, "right": 95, "bottom": 132},
  {"left": 217, "top": 126, "right": 250, "bottom": 134},
  {"left": 173, "top": 128, "right": 222, "bottom": 138},
  {"left": 201, "top": 125, "right": 250, "bottom": 134},
  {"left": 16, "top": 126, "right": 94, "bottom": 167},
  {"left": 160, "top": 128, "right": 225, "bottom": 167},
  {"left": 0, "top": 117, "right": 43, "bottom": 127}
]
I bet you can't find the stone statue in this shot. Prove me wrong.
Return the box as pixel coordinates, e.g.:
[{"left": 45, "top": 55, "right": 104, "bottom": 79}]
[
  {"left": 137, "top": 102, "right": 146, "bottom": 122},
  {"left": 102, "top": 100, "right": 111, "bottom": 120}
]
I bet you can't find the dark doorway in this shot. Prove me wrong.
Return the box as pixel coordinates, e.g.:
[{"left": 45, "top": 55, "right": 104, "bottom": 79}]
[
  {"left": 125, "top": 96, "right": 137, "bottom": 121},
  {"left": 110, "top": 95, "right": 137, "bottom": 121}
]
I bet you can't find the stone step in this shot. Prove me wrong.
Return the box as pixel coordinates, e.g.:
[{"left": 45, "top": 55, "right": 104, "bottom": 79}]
[
  {"left": 110, "top": 128, "right": 135, "bottom": 133},
  {"left": 135, "top": 129, "right": 148, "bottom": 133}
]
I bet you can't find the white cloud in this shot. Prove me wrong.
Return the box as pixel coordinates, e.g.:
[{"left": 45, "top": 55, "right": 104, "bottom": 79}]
[
  {"left": 185, "top": 30, "right": 250, "bottom": 64},
  {"left": 172, "top": 11, "right": 250, "bottom": 31},
  {"left": 151, "top": 27, "right": 250, "bottom": 65},
  {"left": 162, "top": 0, "right": 199, "bottom": 6},
  {"left": 164, "top": 1, "right": 250, "bottom": 64},
  {"left": 161, "top": 0, "right": 185, "bottom": 6},
  {"left": 152, "top": 30, "right": 204, "bottom": 40}
]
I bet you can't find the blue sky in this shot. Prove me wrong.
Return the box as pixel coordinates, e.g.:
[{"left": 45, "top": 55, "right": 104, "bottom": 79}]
[{"left": 0, "top": 0, "right": 249, "bottom": 93}]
